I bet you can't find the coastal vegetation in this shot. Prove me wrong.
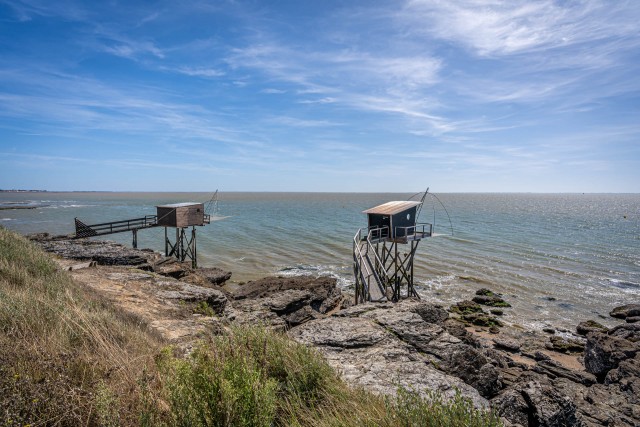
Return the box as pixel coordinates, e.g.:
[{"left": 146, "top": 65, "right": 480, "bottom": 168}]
[{"left": 0, "top": 227, "right": 502, "bottom": 426}]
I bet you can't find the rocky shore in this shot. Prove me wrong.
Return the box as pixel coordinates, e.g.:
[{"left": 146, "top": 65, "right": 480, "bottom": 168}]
[{"left": 31, "top": 235, "right": 640, "bottom": 426}]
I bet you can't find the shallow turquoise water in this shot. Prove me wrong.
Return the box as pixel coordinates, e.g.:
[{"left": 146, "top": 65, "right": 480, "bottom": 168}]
[{"left": 2, "top": 191, "right": 638, "bottom": 331}]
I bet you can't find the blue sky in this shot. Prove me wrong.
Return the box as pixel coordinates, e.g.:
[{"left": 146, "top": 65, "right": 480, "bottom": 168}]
[{"left": 0, "top": 0, "right": 639, "bottom": 192}]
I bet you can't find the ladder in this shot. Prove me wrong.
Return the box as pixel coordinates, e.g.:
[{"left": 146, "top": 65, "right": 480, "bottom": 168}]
[{"left": 353, "top": 227, "right": 390, "bottom": 303}]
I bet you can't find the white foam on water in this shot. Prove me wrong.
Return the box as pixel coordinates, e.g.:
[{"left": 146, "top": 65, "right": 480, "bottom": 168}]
[
  {"left": 1, "top": 218, "right": 14, "bottom": 221},
  {"left": 278, "top": 264, "right": 353, "bottom": 288}
]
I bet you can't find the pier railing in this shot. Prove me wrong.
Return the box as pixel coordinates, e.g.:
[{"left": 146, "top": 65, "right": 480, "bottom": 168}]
[
  {"left": 394, "top": 223, "right": 433, "bottom": 241},
  {"left": 74, "top": 215, "right": 158, "bottom": 238}
]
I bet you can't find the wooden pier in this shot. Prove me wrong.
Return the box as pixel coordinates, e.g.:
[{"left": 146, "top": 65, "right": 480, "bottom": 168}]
[{"left": 74, "top": 202, "right": 213, "bottom": 268}]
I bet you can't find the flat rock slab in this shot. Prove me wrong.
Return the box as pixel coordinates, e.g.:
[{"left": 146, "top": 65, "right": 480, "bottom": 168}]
[{"left": 289, "top": 315, "right": 488, "bottom": 409}]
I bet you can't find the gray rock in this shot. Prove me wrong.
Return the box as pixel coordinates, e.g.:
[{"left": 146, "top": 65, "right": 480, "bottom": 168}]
[
  {"left": 36, "top": 238, "right": 151, "bottom": 266},
  {"left": 609, "top": 323, "right": 640, "bottom": 342},
  {"left": 493, "top": 337, "right": 521, "bottom": 353},
  {"left": 492, "top": 388, "right": 530, "bottom": 427},
  {"left": 548, "top": 336, "right": 585, "bottom": 353},
  {"left": 152, "top": 257, "right": 191, "bottom": 278},
  {"left": 462, "top": 312, "right": 502, "bottom": 327},
  {"left": 584, "top": 331, "right": 640, "bottom": 380},
  {"left": 288, "top": 316, "right": 488, "bottom": 408},
  {"left": 450, "top": 300, "right": 483, "bottom": 314},
  {"left": 533, "top": 359, "right": 596, "bottom": 386},
  {"left": 576, "top": 320, "right": 608, "bottom": 336},
  {"left": 610, "top": 304, "right": 640, "bottom": 320},
  {"left": 157, "top": 282, "right": 227, "bottom": 313},
  {"left": 411, "top": 302, "right": 449, "bottom": 324},
  {"left": 520, "top": 376, "right": 585, "bottom": 427},
  {"left": 626, "top": 316, "right": 640, "bottom": 324},
  {"left": 197, "top": 267, "right": 232, "bottom": 285},
  {"left": 361, "top": 306, "right": 444, "bottom": 352},
  {"left": 231, "top": 275, "right": 338, "bottom": 301}
]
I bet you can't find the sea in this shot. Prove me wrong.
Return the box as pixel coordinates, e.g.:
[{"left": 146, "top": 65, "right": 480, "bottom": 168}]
[{"left": 1, "top": 191, "right": 638, "bottom": 332}]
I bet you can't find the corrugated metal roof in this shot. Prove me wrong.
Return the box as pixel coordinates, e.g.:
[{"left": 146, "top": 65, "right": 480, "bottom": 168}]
[
  {"left": 363, "top": 201, "right": 421, "bottom": 215},
  {"left": 156, "top": 202, "right": 203, "bottom": 208}
]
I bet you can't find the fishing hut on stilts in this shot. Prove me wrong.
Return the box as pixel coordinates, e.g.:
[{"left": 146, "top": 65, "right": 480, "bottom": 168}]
[
  {"left": 353, "top": 190, "right": 432, "bottom": 304},
  {"left": 73, "top": 191, "right": 224, "bottom": 268}
]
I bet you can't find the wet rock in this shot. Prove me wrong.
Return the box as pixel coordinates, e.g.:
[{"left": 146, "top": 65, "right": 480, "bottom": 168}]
[
  {"left": 547, "top": 336, "right": 585, "bottom": 354},
  {"left": 442, "top": 318, "right": 478, "bottom": 345},
  {"left": 462, "top": 312, "right": 502, "bottom": 328},
  {"left": 626, "top": 316, "right": 640, "bottom": 324},
  {"left": 610, "top": 304, "right": 640, "bottom": 320},
  {"left": 472, "top": 295, "right": 512, "bottom": 307},
  {"left": 543, "top": 327, "right": 556, "bottom": 334},
  {"left": 490, "top": 309, "right": 504, "bottom": 316},
  {"left": 450, "top": 300, "right": 483, "bottom": 314},
  {"left": 576, "top": 320, "right": 608, "bottom": 336},
  {"left": 473, "top": 289, "right": 512, "bottom": 307}
]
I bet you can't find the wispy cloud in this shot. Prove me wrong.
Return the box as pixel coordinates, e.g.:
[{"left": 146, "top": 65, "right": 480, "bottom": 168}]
[
  {"left": 401, "top": 0, "right": 640, "bottom": 57},
  {"left": 169, "top": 66, "right": 225, "bottom": 78}
]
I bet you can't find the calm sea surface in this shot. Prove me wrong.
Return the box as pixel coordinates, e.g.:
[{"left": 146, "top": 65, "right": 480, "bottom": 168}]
[{"left": 1, "top": 192, "right": 638, "bottom": 331}]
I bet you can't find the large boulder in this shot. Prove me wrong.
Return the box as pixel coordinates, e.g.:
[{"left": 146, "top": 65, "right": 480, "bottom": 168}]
[
  {"left": 493, "top": 373, "right": 585, "bottom": 427},
  {"left": 584, "top": 331, "right": 640, "bottom": 381},
  {"left": 229, "top": 276, "right": 343, "bottom": 328}
]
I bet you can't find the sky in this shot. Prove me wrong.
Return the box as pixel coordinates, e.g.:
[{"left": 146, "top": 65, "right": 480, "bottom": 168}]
[{"left": 0, "top": 0, "right": 639, "bottom": 193}]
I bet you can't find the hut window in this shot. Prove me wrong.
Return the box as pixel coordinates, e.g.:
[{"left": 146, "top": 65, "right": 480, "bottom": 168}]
[{"left": 407, "top": 213, "right": 411, "bottom": 220}]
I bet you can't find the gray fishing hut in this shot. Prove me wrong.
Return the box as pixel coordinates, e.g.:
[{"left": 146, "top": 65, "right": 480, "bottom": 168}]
[{"left": 353, "top": 191, "right": 432, "bottom": 304}]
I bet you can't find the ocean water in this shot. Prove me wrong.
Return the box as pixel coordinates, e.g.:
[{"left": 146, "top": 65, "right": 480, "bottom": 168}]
[{"left": 1, "top": 191, "right": 638, "bottom": 331}]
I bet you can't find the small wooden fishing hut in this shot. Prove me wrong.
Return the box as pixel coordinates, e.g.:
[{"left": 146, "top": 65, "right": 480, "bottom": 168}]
[{"left": 353, "top": 191, "right": 432, "bottom": 304}]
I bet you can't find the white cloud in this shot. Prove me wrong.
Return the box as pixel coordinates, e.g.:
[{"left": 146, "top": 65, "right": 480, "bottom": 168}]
[
  {"left": 402, "top": 0, "right": 640, "bottom": 57},
  {"left": 261, "top": 88, "right": 286, "bottom": 94},
  {"left": 173, "top": 66, "right": 225, "bottom": 77}
]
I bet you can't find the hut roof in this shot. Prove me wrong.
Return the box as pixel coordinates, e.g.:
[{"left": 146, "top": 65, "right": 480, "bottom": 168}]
[
  {"left": 363, "top": 201, "right": 421, "bottom": 215},
  {"left": 156, "top": 202, "right": 202, "bottom": 208}
]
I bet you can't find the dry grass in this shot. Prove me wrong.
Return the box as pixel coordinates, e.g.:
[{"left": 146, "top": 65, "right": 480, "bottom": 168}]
[{"left": 0, "top": 227, "right": 162, "bottom": 426}]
